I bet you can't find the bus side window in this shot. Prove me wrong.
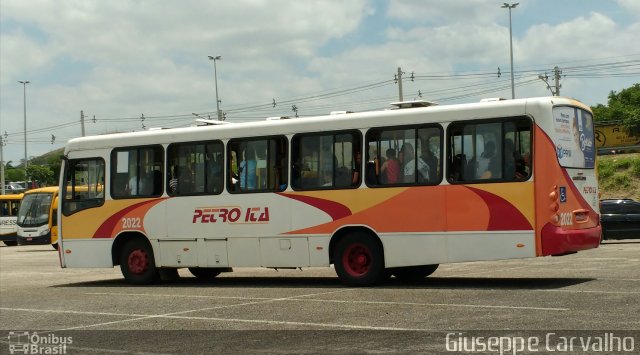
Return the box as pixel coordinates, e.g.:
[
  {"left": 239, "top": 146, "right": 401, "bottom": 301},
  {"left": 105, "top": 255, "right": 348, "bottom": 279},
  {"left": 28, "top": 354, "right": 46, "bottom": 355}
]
[
  {"left": 447, "top": 117, "right": 531, "bottom": 183},
  {"left": 228, "top": 136, "right": 287, "bottom": 193}
]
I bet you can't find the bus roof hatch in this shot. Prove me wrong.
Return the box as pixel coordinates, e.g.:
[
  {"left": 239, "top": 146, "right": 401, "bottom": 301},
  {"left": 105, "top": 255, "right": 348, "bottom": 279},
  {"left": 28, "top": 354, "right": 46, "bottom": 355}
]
[{"left": 389, "top": 100, "right": 437, "bottom": 109}]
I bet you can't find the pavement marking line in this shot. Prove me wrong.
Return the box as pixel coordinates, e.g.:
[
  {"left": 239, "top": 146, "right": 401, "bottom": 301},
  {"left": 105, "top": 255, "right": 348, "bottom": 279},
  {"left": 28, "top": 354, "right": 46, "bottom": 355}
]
[
  {"left": 85, "top": 292, "right": 568, "bottom": 311},
  {"left": 0, "top": 307, "right": 434, "bottom": 331},
  {"left": 0, "top": 307, "right": 147, "bottom": 318},
  {"left": 300, "top": 298, "right": 568, "bottom": 311},
  {"left": 539, "top": 289, "right": 640, "bottom": 294},
  {"left": 85, "top": 292, "right": 273, "bottom": 300},
  {"left": 56, "top": 288, "right": 353, "bottom": 331}
]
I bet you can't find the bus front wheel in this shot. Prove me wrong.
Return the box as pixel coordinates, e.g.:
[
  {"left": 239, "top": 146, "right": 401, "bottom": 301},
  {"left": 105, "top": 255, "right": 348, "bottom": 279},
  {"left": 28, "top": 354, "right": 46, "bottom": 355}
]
[
  {"left": 3, "top": 241, "right": 17, "bottom": 247},
  {"left": 334, "top": 232, "right": 386, "bottom": 287},
  {"left": 119, "top": 239, "right": 159, "bottom": 285}
]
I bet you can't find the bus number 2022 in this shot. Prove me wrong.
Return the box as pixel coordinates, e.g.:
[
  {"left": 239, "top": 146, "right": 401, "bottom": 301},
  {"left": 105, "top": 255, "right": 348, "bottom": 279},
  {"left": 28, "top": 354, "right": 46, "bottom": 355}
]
[{"left": 122, "top": 217, "right": 142, "bottom": 229}]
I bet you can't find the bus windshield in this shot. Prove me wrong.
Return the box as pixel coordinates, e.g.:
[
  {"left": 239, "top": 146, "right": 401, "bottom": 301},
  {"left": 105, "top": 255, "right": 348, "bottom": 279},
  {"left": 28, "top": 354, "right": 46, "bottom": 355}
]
[
  {"left": 552, "top": 106, "right": 595, "bottom": 169},
  {"left": 17, "top": 193, "right": 53, "bottom": 227}
]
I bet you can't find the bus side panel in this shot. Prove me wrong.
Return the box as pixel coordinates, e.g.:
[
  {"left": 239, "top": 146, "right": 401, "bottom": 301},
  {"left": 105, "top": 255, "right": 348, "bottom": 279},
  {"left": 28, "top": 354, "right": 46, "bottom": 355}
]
[
  {"left": 61, "top": 239, "right": 114, "bottom": 267},
  {"left": 533, "top": 126, "right": 601, "bottom": 256},
  {"left": 444, "top": 183, "right": 536, "bottom": 263},
  {"left": 0, "top": 217, "right": 18, "bottom": 241}
]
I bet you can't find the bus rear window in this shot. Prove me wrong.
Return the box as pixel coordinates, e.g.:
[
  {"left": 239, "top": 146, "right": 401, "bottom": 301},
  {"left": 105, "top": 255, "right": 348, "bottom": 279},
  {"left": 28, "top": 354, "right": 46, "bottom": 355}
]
[{"left": 552, "top": 107, "right": 595, "bottom": 169}]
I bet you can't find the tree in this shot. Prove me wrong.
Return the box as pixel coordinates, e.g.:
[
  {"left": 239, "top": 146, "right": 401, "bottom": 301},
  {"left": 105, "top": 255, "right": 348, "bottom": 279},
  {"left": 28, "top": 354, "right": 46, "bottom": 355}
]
[
  {"left": 26, "top": 165, "right": 55, "bottom": 186},
  {"left": 591, "top": 83, "right": 640, "bottom": 135},
  {"left": 5, "top": 168, "right": 25, "bottom": 182}
]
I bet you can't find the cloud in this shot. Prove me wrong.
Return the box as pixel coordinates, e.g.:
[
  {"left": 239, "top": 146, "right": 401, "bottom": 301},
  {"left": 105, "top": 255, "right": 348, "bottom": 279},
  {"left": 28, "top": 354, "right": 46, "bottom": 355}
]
[
  {"left": 617, "top": 0, "right": 640, "bottom": 16},
  {"left": 386, "top": 0, "right": 506, "bottom": 25}
]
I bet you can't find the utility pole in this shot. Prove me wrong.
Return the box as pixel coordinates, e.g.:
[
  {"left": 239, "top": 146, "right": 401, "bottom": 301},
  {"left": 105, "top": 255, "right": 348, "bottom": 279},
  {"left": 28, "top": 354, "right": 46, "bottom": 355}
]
[
  {"left": 18, "top": 80, "right": 29, "bottom": 180},
  {"left": 80, "top": 110, "right": 86, "bottom": 137},
  {"left": 397, "top": 67, "right": 404, "bottom": 101},
  {"left": 208, "top": 55, "right": 222, "bottom": 120},
  {"left": 501, "top": 3, "right": 519, "bottom": 99},
  {"left": 553, "top": 66, "right": 562, "bottom": 97},
  {"left": 0, "top": 136, "right": 5, "bottom": 195}
]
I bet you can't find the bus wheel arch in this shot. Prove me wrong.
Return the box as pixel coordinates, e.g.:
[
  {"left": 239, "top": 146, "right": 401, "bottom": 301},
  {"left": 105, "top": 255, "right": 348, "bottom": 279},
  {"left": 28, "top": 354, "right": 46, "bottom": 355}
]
[
  {"left": 113, "top": 232, "right": 159, "bottom": 285},
  {"left": 330, "top": 226, "right": 387, "bottom": 286}
]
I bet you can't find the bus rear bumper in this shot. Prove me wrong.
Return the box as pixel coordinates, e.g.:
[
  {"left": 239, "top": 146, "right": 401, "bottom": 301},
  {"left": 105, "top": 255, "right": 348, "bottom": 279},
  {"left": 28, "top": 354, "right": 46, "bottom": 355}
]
[{"left": 541, "top": 223, "right": 602, "bottom": 256}]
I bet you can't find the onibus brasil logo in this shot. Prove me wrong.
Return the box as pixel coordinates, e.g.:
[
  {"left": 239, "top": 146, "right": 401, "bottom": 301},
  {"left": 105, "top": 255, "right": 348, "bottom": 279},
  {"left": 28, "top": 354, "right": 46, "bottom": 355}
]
[{"left": 7, "top": 331, "right": 72, "bottom": 354}]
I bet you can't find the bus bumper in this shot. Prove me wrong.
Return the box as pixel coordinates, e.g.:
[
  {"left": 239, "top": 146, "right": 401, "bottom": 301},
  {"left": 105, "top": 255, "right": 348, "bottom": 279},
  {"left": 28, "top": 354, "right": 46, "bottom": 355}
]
[
  {"left": 540, "top": 223, "right": 602, "bottom": 256},
  {"left": 17, "top": 232, "right": 52, "bottom": 246},
  {"left": 0, "top": 233, "right": 18, "bottom": 242}
]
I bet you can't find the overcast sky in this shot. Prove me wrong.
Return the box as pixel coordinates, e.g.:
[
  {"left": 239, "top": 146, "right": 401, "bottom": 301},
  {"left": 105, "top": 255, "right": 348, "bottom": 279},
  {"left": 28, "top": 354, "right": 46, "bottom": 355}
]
[{"left": 1, "top": 0, "right": 639, "bottom": 164}]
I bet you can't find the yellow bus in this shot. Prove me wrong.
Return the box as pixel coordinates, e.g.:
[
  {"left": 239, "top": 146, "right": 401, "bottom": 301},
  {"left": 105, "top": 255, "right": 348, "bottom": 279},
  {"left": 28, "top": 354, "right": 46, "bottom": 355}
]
[
  {"left": 0, "top": 194, "right": 23, "bottom": 246},
  {"left": 59, "top": 97, "right": 600, "bottom": 285},
  {"left": 16, "top": 186, "right": 59, "bottom": 249}
]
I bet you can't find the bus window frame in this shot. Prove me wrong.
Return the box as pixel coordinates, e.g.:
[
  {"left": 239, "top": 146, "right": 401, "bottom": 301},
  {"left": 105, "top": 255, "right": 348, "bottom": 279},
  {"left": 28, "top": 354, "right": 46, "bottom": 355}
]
[
  {"left": 226, "top": 135, "right": 288, "bottom": 194},
  {"left": 110, "top": 144, "right": 164, "bottom": 199},
  {"left": 446, "top": 115, "right": 533, "bottom": 185},
  {"left": 290, "top": 129, "right": 363, "bottom": 191},
  {"left": 62, "top": 158, "right": 106, "bottom": 216},
  {"left": 166, "top": 140, "right": 225, "bottom": 197},
  {"left": 365, "top": 123, "right": 443, "bottom": 188}
]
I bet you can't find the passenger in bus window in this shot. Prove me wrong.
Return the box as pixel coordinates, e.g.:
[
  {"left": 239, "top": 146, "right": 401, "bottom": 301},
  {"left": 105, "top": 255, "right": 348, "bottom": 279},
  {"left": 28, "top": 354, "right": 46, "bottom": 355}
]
[
  {"left": 418, "top": 145, "right": 436, "bottom": 182},
  {"left": 179, "top": 163, "right": 194, "bottom": 193},
  {"left": 476, "top": 141, "right": 498, "bottom": 179},
  {"left": 351, "top": 151, "right": 361, "bottom": 186},
  {"left": 380, "top": 148, "right": 400, "bottom": 184},
  {"left": 365, "top": 147, "right": 380, "bottom": 184},
  {"left": 168, "top": 165, "right": 178, "bottom": 194},
  {"left": 128, "top": 174, "right": 141, "bottom": 195},
  {"left": 503, "top": 139, "right": 517, "bottom": 180},
  {"left": 206, "top": 151, "right": 223, "bottom": 193},
  {"left": 400, "top": 143, "right": 415, "bottom": 183},
  {"left": 239, "top": 145, "right": 257, "bottom": 190}
]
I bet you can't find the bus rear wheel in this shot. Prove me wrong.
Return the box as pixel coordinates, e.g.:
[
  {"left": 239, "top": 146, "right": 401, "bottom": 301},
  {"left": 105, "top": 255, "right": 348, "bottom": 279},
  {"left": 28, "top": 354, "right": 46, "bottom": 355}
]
[
  {"left": 119, "top": 239, "right": 159, "bottom": 285},
  {"left": 334, "top": 232, "right": 386, "bottom": 287},
  {"left": 3, "top": 241, "right": 17, "bottom": 247},
  {"left": 391, "top": 264, "right": 439, "bottom": 282}
]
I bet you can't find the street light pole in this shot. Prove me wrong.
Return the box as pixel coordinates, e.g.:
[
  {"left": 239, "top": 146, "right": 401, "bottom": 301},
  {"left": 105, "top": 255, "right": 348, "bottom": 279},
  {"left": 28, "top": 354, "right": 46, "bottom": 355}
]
[
  {"left": 18, "top": 80, "right": 30, "bottom": 181},
  {"left": 207, "top": 55, "right": 222, "bottom": 120},
  {"left": 501, "top": 2, "right": 518, "bottom": 99}
]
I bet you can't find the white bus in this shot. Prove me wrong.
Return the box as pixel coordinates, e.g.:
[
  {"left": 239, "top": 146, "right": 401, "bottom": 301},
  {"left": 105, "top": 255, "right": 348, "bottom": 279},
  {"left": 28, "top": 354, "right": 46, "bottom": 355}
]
[
  {"left": 59, "top": 97, "right": 601, "bottom": 286},
  {"left": 0, "top": 194, "right": 23, "bottom": 246},
  {"left": 16, "top": 187, "right": 59, "bottom": 249}
]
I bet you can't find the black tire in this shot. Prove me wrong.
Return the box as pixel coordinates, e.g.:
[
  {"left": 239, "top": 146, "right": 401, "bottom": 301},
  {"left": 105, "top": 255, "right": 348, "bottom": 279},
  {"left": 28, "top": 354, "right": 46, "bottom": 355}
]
[
  {"left": 188, "top": 267, "right": 232, "bottom": 280},
  {"left": 3, "top": 241, "right": 17, "bottom": 247},
  {"left": 52, "top": 243, "right": 58, "bottom": 250},
  {"left": 391, "top": 264, "right": 439, "bottom": 282},
  {"left": 119, "top": 238, "right": 159, "bottom": 285},
  {"left": 334, "top": 232, "right": 386, "bottom": 287}
]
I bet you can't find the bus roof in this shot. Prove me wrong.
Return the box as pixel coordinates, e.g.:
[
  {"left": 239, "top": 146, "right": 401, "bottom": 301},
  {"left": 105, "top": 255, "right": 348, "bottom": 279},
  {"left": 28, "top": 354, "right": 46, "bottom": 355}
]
[
  {"left": 0, "top": 194, "right": 23, "bottom": 200},
  {"left": 64, "top": 96, "right": 589, "bottom": 153},
  {"left": 23, "top": 186, "right": 59, "bottom": 195}
]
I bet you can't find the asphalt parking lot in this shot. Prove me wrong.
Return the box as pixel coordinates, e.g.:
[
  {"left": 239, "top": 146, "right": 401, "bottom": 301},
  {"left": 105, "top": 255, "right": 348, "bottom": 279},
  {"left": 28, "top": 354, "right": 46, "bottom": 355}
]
[{"left": 1, "top": 241, "right": 639, "bottom": 354}]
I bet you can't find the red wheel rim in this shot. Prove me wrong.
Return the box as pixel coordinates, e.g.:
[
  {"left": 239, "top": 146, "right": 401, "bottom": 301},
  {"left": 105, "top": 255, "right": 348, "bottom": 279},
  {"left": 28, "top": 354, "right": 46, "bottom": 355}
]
[
  {"left": 128, "top": 249, "right": 149, "bottom": 275},
  {"left": 342, "top": 243, "right": 371, "bottom": 277}
]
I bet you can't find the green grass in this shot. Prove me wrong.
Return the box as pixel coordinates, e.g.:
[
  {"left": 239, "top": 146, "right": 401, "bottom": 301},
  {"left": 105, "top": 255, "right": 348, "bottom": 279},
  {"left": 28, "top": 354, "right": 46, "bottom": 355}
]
[{"left": 597, "top": 153, "right": 640, "bottom": 200}]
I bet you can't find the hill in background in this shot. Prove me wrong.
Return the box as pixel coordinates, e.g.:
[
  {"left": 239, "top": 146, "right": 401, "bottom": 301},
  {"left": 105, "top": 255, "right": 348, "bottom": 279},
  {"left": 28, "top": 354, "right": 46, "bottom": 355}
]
[{"left": 598, "top": 153, "right": 640, "bottom": 201}]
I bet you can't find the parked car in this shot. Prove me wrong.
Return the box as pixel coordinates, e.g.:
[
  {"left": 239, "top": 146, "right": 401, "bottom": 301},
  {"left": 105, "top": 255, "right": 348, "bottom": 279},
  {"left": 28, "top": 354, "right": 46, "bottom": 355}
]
[
  {"left": 3, "top": 182, "right": 25, "bottom": 194},
  {"left": 600, "top": 199, "right": 640, "bottom": 240}
]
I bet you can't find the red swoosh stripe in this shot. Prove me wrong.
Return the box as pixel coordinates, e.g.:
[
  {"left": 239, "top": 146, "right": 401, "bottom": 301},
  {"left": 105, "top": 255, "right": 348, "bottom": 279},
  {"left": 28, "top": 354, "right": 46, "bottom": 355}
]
[{"left": 277, "top": 193, "right": 352, "bottom": 221}]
